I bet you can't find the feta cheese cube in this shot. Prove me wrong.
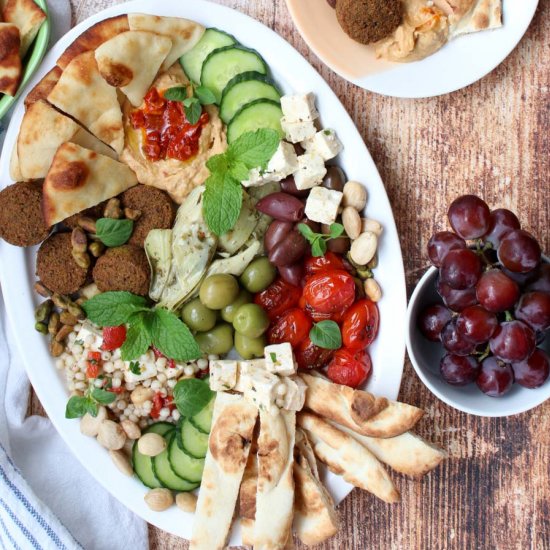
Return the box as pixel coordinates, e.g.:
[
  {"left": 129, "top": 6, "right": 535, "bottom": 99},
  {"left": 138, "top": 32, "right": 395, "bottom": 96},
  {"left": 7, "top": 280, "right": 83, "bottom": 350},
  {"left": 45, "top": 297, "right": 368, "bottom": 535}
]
[
  {"left": 293, "top": 153, "right": 327, "bottom": 190},
  {"left": 235, "top": 359, "right": 267, "bottom": 392},
  {"left": 266, "top": 141, "right": 298, "bottom": 178},
  {"left": 308, "top": 129, "right": 343, "bottom": 161},
  {"left": 164, "top": 362, "right": 185, "bottom": 379},
  {"left": 265, "top": 343, "right": 297, "bottom": 376},
  {"left": 281, "top": 376, "right": 307, "bottom": 411},
  {"left": 281, "top": 93, "right": 319, "bottom": 123},
  {"left": 124, "top": 359, "right": 157, "bottom": 384},
  {"left": 243, "top": 369, "right": 280, "bottom": 411},
  {"left": 281, "top": 118, "right": 317, "bottom": 143},
  {"left": 304, "top": 186, "right": 343, "bottom": 225},
  {"left": 242, "top": 167, "right": 279, "bottom": 188},
  {"left": 209, "top": 359, "right": 238, "bottom": 392},
  {"left": 73, "top": 322, "right": 102, "bottom": 351}
]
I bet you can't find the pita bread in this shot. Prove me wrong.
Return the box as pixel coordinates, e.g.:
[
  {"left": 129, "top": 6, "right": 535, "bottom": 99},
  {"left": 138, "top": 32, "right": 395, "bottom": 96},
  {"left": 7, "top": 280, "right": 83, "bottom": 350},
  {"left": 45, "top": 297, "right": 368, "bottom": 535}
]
[
  {"left": 9, "top": 140, "right": 22, "bottom": 181},
  {"left": 127, "top": 13, "right": 205, "bottom": 71},
  {"left": 239, "top": 447, "right": 258, "bottom": 547},
  {"left": 448, "top": 0, "right": 502, "bottom": 38},
  {"left": 254, "top": 409, "right": 295, "bottom": 550},
  {"left": 24, "top": 66, "right": 62, "bottom": 109},
  {"left": 297, "top": 412, "right": 400, "bottom": 503},
  {"left": 48, "top": 51, "right": 125, "bottom": 153},
  {"left": 95, "top": 31, "right": 172, "bottom": 107},
  {"left": 0, "top": 23, "right": 21, "bottom": 96},
  {"left": 300, "top": 373, "right": 424, "bottom": 438},
  {"left": 42, "top": 142, "right": 137, "bottom": 226},
  {"left": 328, "top": 421, "right": 447, "bottom": 477},
  {"left": 191, "top": 393, "right": 258, "bottom": 550},
  {"left": 2, "top": 0, "right": 46, "bottom": 57},
  {"left": 56, "top": 15, "right": 130, "bottom": 69}
]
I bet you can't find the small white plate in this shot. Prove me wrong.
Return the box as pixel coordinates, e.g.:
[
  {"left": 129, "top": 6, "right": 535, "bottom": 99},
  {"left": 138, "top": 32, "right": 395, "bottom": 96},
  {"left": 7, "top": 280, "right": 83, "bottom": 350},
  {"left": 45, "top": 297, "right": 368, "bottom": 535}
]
[{"left": 285, "top": 0, "right": 539, "bottom": 98}]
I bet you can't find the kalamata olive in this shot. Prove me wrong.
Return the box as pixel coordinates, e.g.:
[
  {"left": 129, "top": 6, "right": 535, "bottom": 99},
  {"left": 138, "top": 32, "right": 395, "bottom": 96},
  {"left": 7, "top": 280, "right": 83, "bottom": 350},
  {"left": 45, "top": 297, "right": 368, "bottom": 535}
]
[
  {"left": 327, "top": 0, "right": 337, "bottom": 8},
  {"left": 322, "top": 165, "right": 346, "bottom": 192},
  {"left": 278, "top": 264, "right": 304, "bottom": 287},
  {"left": 327, "top": 236, "right": 351, "bottom": 254},
  {"left": 269, "top": 230, "right": 308, "bottom": 266},
  {"left": 256, "top": 192, "right": 304, "bottom": 222},
  {"left": 299, "top": 217, "right": 321, "bottom": 234},
  {"left": 264, "top": 220, "right": 294, "bottom": 252},
  {"left": 280, "top": 176, "right": 309, "bottom": 197},
  {"left": 293, "top": 142, "right": 306, "bottom": 155}
]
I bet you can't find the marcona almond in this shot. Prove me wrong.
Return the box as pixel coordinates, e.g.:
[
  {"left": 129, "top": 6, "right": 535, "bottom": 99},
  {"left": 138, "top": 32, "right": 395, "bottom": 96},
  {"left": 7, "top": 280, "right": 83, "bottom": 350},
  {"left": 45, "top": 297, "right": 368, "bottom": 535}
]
[
  {"left": 364, "top": 278, "right": 382, "bottom": 302},
  {"left": 361, "top": 218, "right": 383, "bottom": 237},
  {"left": 350, "top": 231, "right": 378, "bottom": 265},
  {"left": 342, "top": 181, "right": 367, "bottom": 211},
  {"left": 109, "top": 450, "right": 133, "bottom": 476},
  {"left": 176, "top": 492, "right": 197, "bottom": 513},
  {"left": 342, "top": 207, "right": 361, "bottom": 239},
  {"left": 120, "top": 419, "right": 141, "bottom": 440},
  {"left": 80, "top": 406, "right": 107, "bottom": 437},
  {"left": 97, "top": 420, "right": 126, "bottom": 450},
  {"left": 145, "top": 488, "right": 173, "bottom": 511},
  {"left": 130, "top": 386, "right": 154, "bottom": 405},
  {"left": 137, "top": 433, "right": 166, "bottom": 457}
]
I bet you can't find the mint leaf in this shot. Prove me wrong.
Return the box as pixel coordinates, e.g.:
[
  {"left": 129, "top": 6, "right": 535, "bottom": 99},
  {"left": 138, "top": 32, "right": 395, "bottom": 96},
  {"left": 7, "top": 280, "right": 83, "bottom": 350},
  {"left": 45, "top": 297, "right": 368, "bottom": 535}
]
[
  {"left": 173, "top": 378, "right": 214, "bottom": 417},
  {"left": 195, "top": 86, "right": 216, "bottom": 105},
  {"left": 229, "top": 160, "right": 250, "bottom": 182},
  {"left": 311, "top": 238, "right": 326, "bottom": 257},
  {"left": 226, "top": 129, "right": 280, "bottom": 170},
  {"left": 329, "top": 223, "right": 344, "bottom": 239},
  {"left": 182, "top": 97, "right": 195, "bottom": 107},
  {"left": 151, "top": 308, "right": 201, "bottom": 362},
  {"left": 83, "top": 292, "right": 148, "bottom": 326},
  {"left": 85, "top": 400, "right": 99, "bottom": 417},
  {"left": 203, "top": 171, "right": 243, "bottom": 236},
  {"left": 65, "top": 396, "right": 90, "bottom": 419},
  {"left": 91, "top": 388, "right": 117, "bottom": 405},
  {"left": 310, "top": 320, "right": 341, "bottom": 349},
  {"left": 121, "top": 315, "right": 152, "bottom": 361},
  {"left": 297, "top": 223, "right": 315, "bottom": 239},
  {"left": 206, "top": 153, "right": 228, "bottom": 173},
  {"left": 95, "top": 218, "right": 134, "bottom": 247},
  {"left": 185, "top": 99, "right": 202, "bottom": 125},
  {"left": 163, "top": 86, "right": 188, "bottom": 102}
]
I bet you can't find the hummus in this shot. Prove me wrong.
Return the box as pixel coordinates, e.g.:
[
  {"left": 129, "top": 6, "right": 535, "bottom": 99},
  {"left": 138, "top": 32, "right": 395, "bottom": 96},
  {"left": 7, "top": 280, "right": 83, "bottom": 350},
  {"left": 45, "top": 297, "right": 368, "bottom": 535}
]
[{"left": 121, "top": 64, "right": 227, "bottom": 204}]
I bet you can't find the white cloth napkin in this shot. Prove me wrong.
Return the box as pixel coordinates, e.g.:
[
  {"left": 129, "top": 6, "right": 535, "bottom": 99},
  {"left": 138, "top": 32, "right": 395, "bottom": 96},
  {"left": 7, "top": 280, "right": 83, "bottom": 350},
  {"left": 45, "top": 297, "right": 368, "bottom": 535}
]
[{"left": 0, "top": 1, "right": 149, "bottom": 548}]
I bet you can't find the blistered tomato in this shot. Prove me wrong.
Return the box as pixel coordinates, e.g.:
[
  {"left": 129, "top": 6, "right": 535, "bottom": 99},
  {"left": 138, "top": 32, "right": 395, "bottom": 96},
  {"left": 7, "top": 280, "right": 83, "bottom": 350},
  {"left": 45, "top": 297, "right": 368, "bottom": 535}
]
[
  {"left": 267, "top": 308, "right": 312, "bottom": 347},
  {"left": 327, "top": 348, "right": 372, "bottom": 388},
  {"left": 102, "top": 325, "right": 127, "bottom": 350},
  {"left": 302, "top": 270, "right": 355, "bottom": 316},
  {"left": 254, "top": 279, "right": 302, "bottom": 320},
  {"left": 85, "top": 351, "right": 102, "bottom": 379},
  {"left": 341, "top": 299, "right": 380, "bottom": 350},
  {"left": 294, "top": 337, "right": 335, "bottom": 370},
  {"left": 304, "top": 252, "right": 346, "bottom": 276}
]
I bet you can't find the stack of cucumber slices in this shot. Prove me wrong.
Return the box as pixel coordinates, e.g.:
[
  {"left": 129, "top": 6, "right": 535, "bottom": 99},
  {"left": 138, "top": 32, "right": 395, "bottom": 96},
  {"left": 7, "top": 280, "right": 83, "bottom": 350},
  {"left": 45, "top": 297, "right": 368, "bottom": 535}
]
[
  {"left": 180, "top": 28, "right": 284, "bottom": 143},
  {"left": 132, "top": 397, "right": 215, "bottom": 491}
]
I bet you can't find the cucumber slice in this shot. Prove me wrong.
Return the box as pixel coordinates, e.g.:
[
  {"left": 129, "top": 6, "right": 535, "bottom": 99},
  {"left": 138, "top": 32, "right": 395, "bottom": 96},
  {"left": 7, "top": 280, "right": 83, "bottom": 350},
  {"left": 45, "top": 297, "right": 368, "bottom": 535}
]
[
  {"left": 180, "top": 418, "right": 209, "bottom": 459},
  {"left": 189, "top": 395, "right": 215, "bottom": 434},
  {"left": 132, "top": 422, "right": 174, "bottom": 489},
  {"left": 168, "top": 434, "right": 205, "bottom": 483},
  {"left": 153, "top": 434, "right": 199, "bottom": 492},
  {"left": 220, "top": 72, "right": 281, "bottom": 124},
  {"left": 200, "top": 46, "right": 268, "bottom": 104},
  {"left": 227, "top": 99, "right": 284, "bottom": 143},
  {"left": 180, "top": 28, "right": 236, "bottom": 84}
]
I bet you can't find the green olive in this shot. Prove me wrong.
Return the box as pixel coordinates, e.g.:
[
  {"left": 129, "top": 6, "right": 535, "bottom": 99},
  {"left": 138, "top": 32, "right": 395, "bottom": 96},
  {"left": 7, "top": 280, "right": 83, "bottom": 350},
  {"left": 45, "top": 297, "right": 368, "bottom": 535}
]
[
  {"left": 234, "top": 332, "right": 266, "bottom": 360},
  {"left": 233, "top": 303, "right": 270, "bottom": 338},
  {"left": 221, "top": 289, "right": 252, "bottom": 323},
  {"left": 199, "top": 274, "right": 240, "bottom": 310},
  {"left": 181, "top": 298, "right": 217, "bottom": 332},
  {"left": 195, "top": 323, "right": 234, "bottom": 355},
  {"left": 240, "top": 257, "right": 277, "bottom": 293}
]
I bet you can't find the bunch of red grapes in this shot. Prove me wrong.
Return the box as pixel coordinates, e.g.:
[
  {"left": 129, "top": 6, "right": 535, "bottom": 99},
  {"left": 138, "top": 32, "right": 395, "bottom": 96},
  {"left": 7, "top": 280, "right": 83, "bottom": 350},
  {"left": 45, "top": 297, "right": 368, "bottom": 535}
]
[{"left": 418, "top": 195, "right": 550, "bottom": 397}]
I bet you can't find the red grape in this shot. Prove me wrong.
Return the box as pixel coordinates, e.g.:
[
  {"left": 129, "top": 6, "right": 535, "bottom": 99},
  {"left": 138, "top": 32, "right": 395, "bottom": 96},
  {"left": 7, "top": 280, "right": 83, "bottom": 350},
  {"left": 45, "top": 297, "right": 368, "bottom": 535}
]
[
  {"left": 418, "top": 304, "right": 452, "bottom": 341},
  {"left": 483, "top": 208, "right": 520, "bottom": 247},
  {"left": 427, "top": 231, "right": 466, "bottom": 267},
  {"left": 515, "top": 291, "right": 550, "bottom": 331},
  {"left": 476, "top": 269, "right": 520, "bottom": 312},
  {"left": 456, "top": 305, "right": 498, "bottom": 344},
  {"left": 501, "top": 267, "right": 536, "bottom": 287},
  {"left": 448, "top": 195, "right": 491, "bottom": 239},
  {"left": 497, "top": 230, "right": 541, "bottom": 273},
  {"left": 489, "top": 320, "right": 536, "bottom": 362},
  {"left": 441, "top": 320, "right": 476, "bottom": 356},
  {"left": 476, "top": 357, "right": 514, "bottom": 397},
  {"left": 436, "top": 279, "right": 478, "bottom": 312},
  {"left": 527, "top": 264, "right": 550, "bottom": 293},
  {"left": 440, "top": 249, "right": 482, "bottom": 290},
  {"left": 512, "top": 348, "right": 550, "bottom": 389},
  {"left": 440, "top": 354, "right": 480, "bottom": 386}
]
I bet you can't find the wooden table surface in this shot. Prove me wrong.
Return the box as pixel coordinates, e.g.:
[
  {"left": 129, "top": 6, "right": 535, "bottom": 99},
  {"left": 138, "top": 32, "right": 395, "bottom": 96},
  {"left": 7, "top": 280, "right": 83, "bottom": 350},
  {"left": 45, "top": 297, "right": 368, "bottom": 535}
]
[{"left": 30, "top": 0, "right": 549, "bottom": 548}]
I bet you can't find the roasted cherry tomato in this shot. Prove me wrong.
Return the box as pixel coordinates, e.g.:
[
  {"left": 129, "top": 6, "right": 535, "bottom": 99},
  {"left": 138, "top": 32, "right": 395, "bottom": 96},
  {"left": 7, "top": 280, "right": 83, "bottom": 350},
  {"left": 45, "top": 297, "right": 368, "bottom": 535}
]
[
  {"left": 85, "top": 351, "right": 102, "bottom": 379},
  {"left": 327, "top": 348, "right": 372, "bottom": 388},
  {"left": 304, "top": 252, "right": 346, "bottom": 276},
  {"left": 254, "top": 278, "right": 302, "bottom": 320},
  {"left": 294, "top": 337, "right": 335, "bottom": 370},
  {"left": 302, "top": 270, "right": 355, "bottom": 316},
  {"left": 102, "top": 325, "right": 127, "bottom": 351},
  {"left": 341, "top": 299, "right": 380, "bottom": 350},
  {"left": 267, "top": 308, "right": 312, "bottom": 347}
]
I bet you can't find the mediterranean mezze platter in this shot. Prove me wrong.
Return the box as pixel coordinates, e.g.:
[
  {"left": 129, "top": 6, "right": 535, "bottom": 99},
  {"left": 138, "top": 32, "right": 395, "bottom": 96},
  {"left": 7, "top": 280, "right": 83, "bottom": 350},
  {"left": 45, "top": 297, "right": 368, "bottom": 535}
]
[{"left": 0, "top": 0, "right": 444, "bottom": 546}]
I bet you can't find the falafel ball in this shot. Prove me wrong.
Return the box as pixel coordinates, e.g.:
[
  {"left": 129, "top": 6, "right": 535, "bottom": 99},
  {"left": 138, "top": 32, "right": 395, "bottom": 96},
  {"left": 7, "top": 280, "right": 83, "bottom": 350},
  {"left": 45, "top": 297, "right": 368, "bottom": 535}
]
[
  {"left": 336, "top": 0, "right": 402, "bottom": 44},
  {"left": 36, "top": 232, "right": 89, "bottom": 295},
  {"left": 93, "top": 244, "right": 151, "bottom": 296},
  {"left": 0, "top": 181, "right": 50, "bottom": 246},
  {"left": 121, "top": 185, "right": 176, "bottom": 247}
]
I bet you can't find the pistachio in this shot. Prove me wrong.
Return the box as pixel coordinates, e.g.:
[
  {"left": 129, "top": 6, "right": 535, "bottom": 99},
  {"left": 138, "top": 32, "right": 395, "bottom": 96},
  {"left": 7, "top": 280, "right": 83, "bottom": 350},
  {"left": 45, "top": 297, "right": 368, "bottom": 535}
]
[
  {"left": 361, "top": 218, "right": 383, "bottom": 237},
  {"left": 124, "top": 207, "right": 142, "bottom": 221},
  {"left": 34, "top": 299, "right": 53, "bottom": 323},
  {"left": 367, "top": 254, "right": 378, "bottom": 270},
  {"left": 342, "top": 181, "right": 367, "bottom": 211},
  {"left": 75, "top": 297, "right": 87, "bottom": 306},
  {"left": 67, "top": 301, "right": 85, "bottom": 320},
  {"left": 176, "top": 492, "right": 197, "bottom": 513},
  {"left": 356, "top": 267, "right": 373, "bottom": 280},
  {"left": 350, "top": 231, "right": 378, "bottom": 266},
  {"left": 144, "top": 488, "right": 173, "bottom": 512},
  {"left": 72, "top": 250, "right": 91, "bottom": 270},
  {"left": 104, "top": 198, "right": 122, "bottom": 219},
  {"left": 34, "top": 281, "right": 52, "bottom": 297},
  {"left": 120, "top": 419, "right": 141, "bottom": 440},
  {"left": 122, "top": 438, "right": 134, "bottom": 457},
  {"left": 34, "top": 321, "right": 48, "bottom": 334},
  {"left": 48, "top": 312, "right": 61, "bottom": 336},
  {"left": 77, "top": 216, "right": 97, "bottom": 233},
  {"left": 88, "top": 241, "right": 105, "bottom": 258},
  {"left": 97, "top": 420, "right": 126, "bottom": 450},
  {"left": 49, "top": 339, "right": 64, "bottom": 357},
  {"left": 109, "top": 450, "right": 134, "bottom": 476},
  {"left": 354, "top": 277, "right": 366, "bottom": 299},
  {"left": 80, "top": 406, "right": 107, "bottom": 437},
  {"left": 55, "top": 324, "right": 74, "bottom": 342},
  {"left": 130, "top": 386, "right": 154, "bottom": 405},
  {"left": 342, "top": 206, "right": 361, "bottom": 240},
  {"left": 365, "top": 278, "right": 382, "bottom": 302},
  {"left": 51, "top": 293, "right": 70, "bottom": 310},
  {"left": 71, "top": 227, "right": 88, "bottom": 253},
  {"left": 137, "top": 433, "right": 166, "bottom": 457}
]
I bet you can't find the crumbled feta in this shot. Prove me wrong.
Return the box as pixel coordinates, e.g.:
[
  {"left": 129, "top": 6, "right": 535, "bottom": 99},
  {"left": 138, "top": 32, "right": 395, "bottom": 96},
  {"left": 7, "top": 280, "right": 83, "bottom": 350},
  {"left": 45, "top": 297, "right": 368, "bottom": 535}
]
[
  {"left": 164, "top": 362, "right": 185, "bottom": 379},
  {"left": 281, "top": 376, "right": 307, "bottom": 411},
  {"left": 265, "top": 343, "right": 297, "bottom": 376},
  {"left": 293, "top": 152, "right": 327, "bottom": 190},
  {"left": 243, "top": 369, "right": 280, "bottom": 411},
  {"left": 304, "top": 186, "right": 343, "bottom": 225},
  {"left": 281, "top": 118, "right": 317, "bottom": 143},
  {"left": 209, "top": 359, "right": 238, "bottom": 392},
  {"left": 305, "top": 129, "right": 343, "bottom": 161},
  {"left": 281, "top": 93, "right": 319, "bottom": 123},
  {"left": 74, "top": 323, "right": 102, "bottom": 351},
  {"left": 242, "top": 166, "right": 279, "bottom": 188},
  {"left": 234, "top": 359, "right": 267, "bottom": 392},
  {"left": 124, "top": 359, "right": 157, "bottom": 384}
]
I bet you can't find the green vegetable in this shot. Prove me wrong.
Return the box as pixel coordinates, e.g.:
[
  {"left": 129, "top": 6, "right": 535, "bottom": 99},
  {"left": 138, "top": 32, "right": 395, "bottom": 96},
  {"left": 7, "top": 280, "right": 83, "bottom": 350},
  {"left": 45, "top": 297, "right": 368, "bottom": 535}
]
[
  {"left": 173, "top": 378, "right": 214, "bottom": 418},
  {"left": 233, "top": 303, "right": 269, "bottom": 338},
  {"left": 221, "top": 289, "right": 252, "bottom": 323},
  {"left": 195, "top": 323, "right": 234, "bottom": 355},
  {"left": 82, "top": 291, "right": 148, "bottom": 326},
  {"left": 234, "top": 332, "right": 265, "bottom": 360},
  {"left": 309, "top": 320, "right": 342, "bottom": 350},
  {"left": 65, "top": 385, "right": 116, "bottom": 419},
  {"left": 181, "top": 298, "right": 217, "bottom": 332},
  {"left": 95, "top": 218, "right": 134, "bottom": 247},
  {"left": 144, "top": 229, "right": 173, "bottom": 302},
  {"left": 164, "top": 84, "right": 216, "bottom": 124},
  {"left": 199, "top": 274, "right": 240, "bottom": 310},
  {"left": 297, "top": 223, "right": 345, "bottom": 257},
  {"left": 240, "top": 256, "right": 276, "bottom": 293}
]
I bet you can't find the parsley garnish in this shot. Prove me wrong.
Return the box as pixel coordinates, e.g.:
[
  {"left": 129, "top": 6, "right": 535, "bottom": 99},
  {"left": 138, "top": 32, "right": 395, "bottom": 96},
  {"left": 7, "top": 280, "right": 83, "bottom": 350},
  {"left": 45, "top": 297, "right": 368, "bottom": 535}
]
[
  {"left": 164, "top": 85, "right": 216, "bottom": 124},
  {"left": 65, "top": 384, "right": 116, "bottom": 419},
  {"left": 129, "top": 361, "right": 141, "bottom": 375}
]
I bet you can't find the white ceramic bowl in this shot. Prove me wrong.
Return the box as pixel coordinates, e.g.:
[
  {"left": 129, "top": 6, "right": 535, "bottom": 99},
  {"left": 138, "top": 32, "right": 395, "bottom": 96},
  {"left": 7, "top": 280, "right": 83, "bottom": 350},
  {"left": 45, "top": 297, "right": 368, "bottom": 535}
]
[{"left": 406, "top": 263, "right": 550, "bottom": 417}]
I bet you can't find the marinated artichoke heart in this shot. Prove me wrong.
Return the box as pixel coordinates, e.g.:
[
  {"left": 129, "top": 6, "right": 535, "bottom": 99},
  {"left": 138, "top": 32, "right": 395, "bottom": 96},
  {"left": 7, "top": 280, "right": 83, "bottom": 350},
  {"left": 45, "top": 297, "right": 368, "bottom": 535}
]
[
  {"left": 217, "top": 192, "right": 259, "bottom": 254},
  {"left": 207, "top": 240, "right": 261, "bottom": 277},
  {"left": 145, "top": 229, "right": 173, "bottom": 302}
]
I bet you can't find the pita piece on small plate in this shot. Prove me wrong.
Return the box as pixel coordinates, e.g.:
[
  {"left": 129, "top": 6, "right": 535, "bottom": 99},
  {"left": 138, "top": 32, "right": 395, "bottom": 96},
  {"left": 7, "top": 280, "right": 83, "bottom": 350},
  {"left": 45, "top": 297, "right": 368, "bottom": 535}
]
[
  {"left": 95, "top": 30, "right": 172, "bottom": 107},
  {"left": 18, "top": 100, "right": 116, "bottom": 180},
  {"left": 48, "top": 51, "right": 125, "bottom": 153},
  {"left": 298, "top": 412, "right": 400, "bottom": 503},
  {"left": 191, "top": 393, "right": 258, "bottom": 550},
  {"left": 0, "top": 22, "right": 21, "bottom": 96},
  {"left": 56, "top": 15, "right": 129, "bottom": 69},
  {"left": 127, "top": 13, "right": 205, "bottom": 71},
  {"left": 300, "top": 372, "right": 424, "bottom": 438},
  {"left": 328, "top": 420, "right": 447, "bottom": 477},
  {"left": 24, "top": 66, "right": 62, "bottom": 109},
  {"left": 447, "top": 0, "right": 502, "bottom": 38},
  {"left": 42, "top": 142, "right": 137, "bottom": 226},
  {"left": 1, "top": 0, "right": 46, "bottom": 57}
]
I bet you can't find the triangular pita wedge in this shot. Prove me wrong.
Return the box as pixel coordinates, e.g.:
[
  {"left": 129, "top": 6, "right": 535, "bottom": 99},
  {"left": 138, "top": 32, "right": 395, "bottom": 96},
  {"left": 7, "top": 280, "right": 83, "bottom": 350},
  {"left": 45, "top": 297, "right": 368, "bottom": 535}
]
[
  {"left": 128, "top": 13, "right": 205, "bottom": 71},
  {"left": 56, "top": 15, "right": 130, "bottom": 69},
  {"left": 447, "top": 0, "right": 502, "bottom": 38},
  {"left": 239, "top": 448, "right": 258, "bottom": 547},
  {"left": 9, "top": 140, "right": 22, "bottom": 181},
  {"left": 300, "top": 372, "right": 424, "bottom": 438},
  {"left": 2, "top": 0, "right": 46, "bottom": 56},
  {"left": 48, "top": 51, "right": 124, "bottom": 153},
  {"left": 24, "top": 66, "right": 62, "bottom": 109},
  {"left": 328, "top": 420, "right": 447, "bottom": 478},
  {"left": 0, "top": 23, "right": 21, "bottom": 96},
  {"left": 297, "top": 412, "right": 400, "bottom": 503},
  {"left": 95, "top": 30, "right": 172, "bottom": 107},
  {"left": 42, "top": 142, "right": 137, "bottom": 226},
  {"left": 17, "top": 100, "right": 116, "bottom": 180}
]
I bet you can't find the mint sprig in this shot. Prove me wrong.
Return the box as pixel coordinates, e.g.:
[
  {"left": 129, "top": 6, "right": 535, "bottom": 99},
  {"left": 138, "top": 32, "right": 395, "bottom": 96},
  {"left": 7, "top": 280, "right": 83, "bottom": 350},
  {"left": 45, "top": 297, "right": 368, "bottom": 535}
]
[
  {"left": 173, "top": 378, "right": 214, "bottom": 417},
  {"left": 164, "top": 84, "right": 216, "bottom": 124},
  {"left": 95, "top": 218, "right": 134, "bottom": 247},
  {"left": 309, "top": 320, "right": 342, "bottom": 350},
  {"left": 65, "top": 385, "right": 116, "bottom": 419},
  {"left": 203, "top": 171, "right": 243, "bottom": 237},
  {"left": 297, "top": 222, "right": 345, "bottom": 257}
]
